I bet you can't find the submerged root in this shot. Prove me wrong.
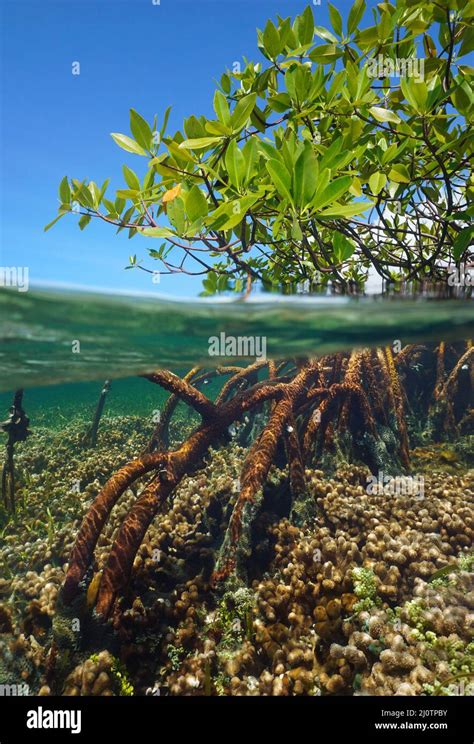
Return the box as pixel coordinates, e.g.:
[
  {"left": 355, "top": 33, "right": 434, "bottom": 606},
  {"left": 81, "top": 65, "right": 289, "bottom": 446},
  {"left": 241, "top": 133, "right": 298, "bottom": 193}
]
[{"left": 59, "top": 343, "right": 473, "bottom": 623}]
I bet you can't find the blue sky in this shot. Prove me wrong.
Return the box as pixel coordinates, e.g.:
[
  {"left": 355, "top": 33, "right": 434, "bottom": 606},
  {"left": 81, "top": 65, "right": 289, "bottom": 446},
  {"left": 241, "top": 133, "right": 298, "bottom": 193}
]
[{"left": 1, "top": 0, "right": 349, "bottom": 297}]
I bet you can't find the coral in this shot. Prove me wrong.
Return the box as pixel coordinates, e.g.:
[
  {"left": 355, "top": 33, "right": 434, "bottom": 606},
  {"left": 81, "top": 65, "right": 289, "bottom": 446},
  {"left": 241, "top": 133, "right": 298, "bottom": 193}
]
[
  {"left": 1, "top": 342, "right": 472, "bottom": 696},
  {"left": 61, "top": 650, "right": 133, "bottom": 696},
  {"left": 63, "top": 651, "right": 115, "bottom": 696},
  {"left": 62, "top": 342, "right": 471, "bottom": 619}
]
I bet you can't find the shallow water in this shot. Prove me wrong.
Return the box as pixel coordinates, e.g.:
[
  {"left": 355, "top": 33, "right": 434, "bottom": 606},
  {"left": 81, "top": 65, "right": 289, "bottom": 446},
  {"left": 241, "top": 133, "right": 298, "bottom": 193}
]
[
  {"left": 0, "top": 289, "right": 472, "bottom": 698},
  {"left": 1, "top": 287, "right": 473, "bottom": 391}
]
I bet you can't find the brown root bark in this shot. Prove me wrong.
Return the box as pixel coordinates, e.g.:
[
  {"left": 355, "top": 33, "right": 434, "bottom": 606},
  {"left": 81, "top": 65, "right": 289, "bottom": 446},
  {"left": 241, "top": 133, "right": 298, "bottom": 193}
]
[
  {"left": 146, "top": 366, "right": 201, "bottom": 452},
  {"left": 143, "top": 369, "right": 217, "bottom": 419},
  {"left": 69, "top": 375, "right": 288, "bottom": 617},
  {"left": 62, "top": 451, "right": 166, "bottom": 604},
  {"left": 60, "top": 343, "right": 471, "bottom": 621}
]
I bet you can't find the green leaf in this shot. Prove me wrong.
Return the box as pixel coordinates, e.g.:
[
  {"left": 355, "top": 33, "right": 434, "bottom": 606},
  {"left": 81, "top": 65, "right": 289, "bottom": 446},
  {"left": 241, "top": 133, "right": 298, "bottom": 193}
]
[
  {"left": 319, "top": 137, "right": 343, "bottom": 171},
  {"left": 44, "top": 212, "right": 67, "bottom": 232},
  {"left": 159, "top": 106, "right": 172, "bottom": 139},
  {"left": 348, "top": 0, "right": 366, "bottom": 35},
  {"left": 294, "top": 142, "right": 318, "bottom": 208},
  {"left": 111, "top": 133, "right": 147, "bottom": 156},
  {"left": 184, "top": 115, "right": 206, "bottom": 140},
  {"left": 380, "top": 143, "right": 399, "bottom": 166},
  {"left": 266, "top": 159, "right": 293, "bottom": 205},
  {"left": 389, "top": 164, "right": 411, "bottom": 183},
  {"left": 291, "top": 219, "right": 303, "bottom": 241},
  {"left": 116, "top": 189, "right": 140, "bottom": 201},
  {"left": 451, "top": 81, "right": 472, "bottom": 116},
  {"left": 268, "top": 92, "right": 292, "bottom": 113},
  {"left": 103, "top": 198, "right": 117, "bottom": 215},
  {"left": 122, "top": 165, "right": 141, "bottom": 191},
  {"left": 88, "top": 181, "right": 101, "bottom": 208},
  {"left": 319, "top": 202, "right": 371, "bottom": 218},
  {"left": 349, "top": 177, "right": 362, "bottom": 197},
  {"left": 309, "top": 44, "right": 342, "bottom": 64},
  {"left": 263, "top": 19, "right": 281, "bottom": 58},
  {"left": 214, "top": 90, "right": 231, "bottom": 127},
  {"left": 452, "top": 226, "right": 473, "bottom": 262},
  {"left": 130, "top": 109, "right": 153, "bottom": 151},
  {"left": 333, "top": 233, "right": 355, "bottom": 262},
  {"left": 142, "top": 168, "right": 154, "bottom": 191},
  {"left": 295, "top": 5, "right": 314, "bottom": 46},
  {"left": 369, "top": 172, "right": 387, "bottom": 195},
  {"left": 206, "top": 120, "right": 231, "bottom": 136},
  {"left": 225, "top": 139, "right": 246, "bottom": 190},
  {"left": 201, "top": 271, "right": 218, "bottom": 295},
  {"left": 400, "top": 78, "right": 428, "bottom": 114},
  {"left": 78, "top": 214, "right": 91, "bottom": 231},
  {"left": 231, "top": 93, "right": 257, "bottom": 132},
  {"left": 185, "top": 185, "right": 208, "bottom": 222},
  {"left": 369, "top": 106, "right": 401, "bottom": 125},
  {"left": 164, "top": 141, "right": 195, "bottom": 165},
  {"left": 328, "top": 4, "right": 342, "bottom": 37},
  {"left": 459, "top": 27, "right": 474, "bottom": 57},
  {"left": 314, "top": 25, "right": 338, "bottom": 44},
  {"left": 115, "top": 196, "right": 126, "bottom": 214},
  {"left": 100, "top": 178, "right": 110, "bottom": 200},
  {"left": 167, "top": 197, "right": 186, "bottom": 233},
  {"left": 179, "top": 136, "right": 222, "bottom": 150},
  {"left": 313, "top": 176, "right": 352, "bottom": 210},
  {"left": 139, "top": 226, "right": 175, "bottom": 238},
  {"left": 221, "top": 73, "right": 231, "bottom": 95},
  {"left": 206, "top": 194, "right": 260, "bottom": 231},
  {"left": 74, "top": 182, "right": 94, "bottom": 209},
  {"left": 356, "top": 25, "right": 379, "bottom": 48},
  {"left": 243, "top": 137, "right": 258, "bottom": 185},
  {"left": 59, "top": 176, "right": 71, "bottom": 204}
]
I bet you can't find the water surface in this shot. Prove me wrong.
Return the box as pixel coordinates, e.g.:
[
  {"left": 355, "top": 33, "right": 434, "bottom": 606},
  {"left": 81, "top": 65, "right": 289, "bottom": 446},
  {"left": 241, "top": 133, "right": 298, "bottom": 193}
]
[{"left": 1, "top": 287, "right": 472, "bottom": 391}]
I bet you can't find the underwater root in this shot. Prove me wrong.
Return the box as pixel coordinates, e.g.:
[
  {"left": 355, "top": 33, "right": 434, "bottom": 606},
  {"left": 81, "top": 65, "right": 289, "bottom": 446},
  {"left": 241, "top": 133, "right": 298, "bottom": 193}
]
[
  {"left": 1, "top": 389, "right": 31, "bottom": 514},
  {"left": 58, "top": 342, "right": 473, "bottom": 621}
]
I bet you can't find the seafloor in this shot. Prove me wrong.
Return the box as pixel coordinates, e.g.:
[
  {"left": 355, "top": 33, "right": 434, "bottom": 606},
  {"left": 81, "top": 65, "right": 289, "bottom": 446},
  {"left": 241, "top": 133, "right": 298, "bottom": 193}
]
[{"left": 0, "top": 407, "right": 472, "bottom": 697}]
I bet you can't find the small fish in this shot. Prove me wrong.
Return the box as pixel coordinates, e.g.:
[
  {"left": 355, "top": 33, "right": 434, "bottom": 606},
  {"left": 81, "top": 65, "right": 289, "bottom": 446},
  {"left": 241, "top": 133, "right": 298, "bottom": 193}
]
[{"left": 86, "top": 571, "right": 103, "bottom": 609}]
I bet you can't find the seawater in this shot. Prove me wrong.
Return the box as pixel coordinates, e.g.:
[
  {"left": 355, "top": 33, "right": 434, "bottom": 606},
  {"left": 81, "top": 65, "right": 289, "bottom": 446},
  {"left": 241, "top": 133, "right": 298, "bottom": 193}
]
[{"left": 0, "top": 287, "right": 472, "bottom": 698}]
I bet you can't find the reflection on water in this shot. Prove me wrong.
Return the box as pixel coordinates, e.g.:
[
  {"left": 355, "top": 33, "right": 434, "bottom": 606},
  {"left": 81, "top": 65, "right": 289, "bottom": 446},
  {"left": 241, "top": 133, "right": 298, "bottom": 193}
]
[{"left": 0, "top": 287, "right": 473, "bottom": 390}]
